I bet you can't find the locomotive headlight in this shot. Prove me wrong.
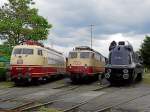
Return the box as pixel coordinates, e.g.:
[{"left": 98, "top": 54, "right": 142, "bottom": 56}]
[
  {"left": 85, "top": 64, "right": 87, "bottom": 69},
  {"left": 18, "top": 73, "right": 22, "bottom": 79},
  {"left": 107, "top": 69, "right": 111, "bottom": 73},
  {"left": 28, "top": 68, "right": 33, "bottom": 71},
  {"left": 123, "top": 74, "right": 129, "bottom": 79},
  {"left": 105, "top": 73, "right": 110, "bottom": 79},
  {"left": 123, "top": 69, "right": 129, "bottom": 74},
  {"left": 69, "top": 64, "right": 72, "bottom": 68}
]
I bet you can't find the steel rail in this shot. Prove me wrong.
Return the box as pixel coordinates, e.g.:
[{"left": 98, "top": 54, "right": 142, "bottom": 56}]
[{"left": 94, "top": 89, "right": 150, "bottom": 112}]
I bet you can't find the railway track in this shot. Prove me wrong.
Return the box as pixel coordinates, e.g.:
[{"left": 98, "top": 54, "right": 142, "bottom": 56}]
[
  {"left": 62, "top": 100, "right": 90, "bottom": 112},
  {"left": 0, "top": 102, "right": 34, "bottom": 112},
  {"left": 0, "top": 88, "right": 20, "bottom": 96},
  {"left": 92, "top": 84, "right": 110, "bottom": 91},
  {"left": 0, "top": 88, "right": 44, "bottom": 102},
  {"left": 2, "top": 80, "right": 142, "bottom": 112},
  {"left": 1, "top": 80, "right": 147, "bottom": 112},
  {"left": 0, "top": 79, "right": 70, "bottom": 102},
  {"left": 93, "top": 85, "right": 150, "bottom": 112},
  {"left": 21, "top": 99, "right": 67, "bottom": 111},
  {"left": 13, "top": 84, "right": 110, "bottom": 112},
  {"left": 2, "top": 82, "right": 143, "bottom": 112},
  {"left": 20, "top": 96, "right": 97, "bottom": 112},
  {"left": 60, "top": 84, "right": 142, "bottom": 112},
  {"left": 0, "top": 84, "right": 81, "bottom": 111},
  {"left": 0, "top": 79, "right": 111, "bottom": 112}
]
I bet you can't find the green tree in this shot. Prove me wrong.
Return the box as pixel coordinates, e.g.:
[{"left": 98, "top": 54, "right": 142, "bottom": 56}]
[
  {"left": 0, "top": 0, "right": 52, "bottom": 46},
  {"left": 0, "top": 43, "right": 12, "bottom": 57},
  {"left": 140, "top": 36, "right": 150, "bottom": 68}
]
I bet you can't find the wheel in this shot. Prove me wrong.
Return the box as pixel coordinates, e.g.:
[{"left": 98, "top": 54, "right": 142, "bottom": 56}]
[
  {"left": 32, "top": 78, "right": 40, "bottom": 85},
  {"left": 128, "top": 70, "right": 136, "bottom": 83},
  {"left": 94, "top": 74, "right": 99, "bottom": 81},
  {"left": 70, "top": 76, "right": 77, "bottom": 83},
  {"left": 70, "top": 76, "right": 80, "bottom": 84},
  {"left": 14, "top": 80, "right": 25, "bottom": 86},
  {"left": 41, "top": 77, "right": 47, "bottom": 84}
]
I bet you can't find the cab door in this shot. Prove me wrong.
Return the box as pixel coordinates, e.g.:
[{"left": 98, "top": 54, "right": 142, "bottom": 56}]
[{"left": 37, "top": 49, "right": 44, "bottom": 65}]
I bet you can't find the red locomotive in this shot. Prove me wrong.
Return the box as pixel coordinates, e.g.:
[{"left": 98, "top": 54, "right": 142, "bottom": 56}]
[
  {"left": 67, "top": 46, "right": 106, "bottom": 83},
  {"left": 10, "top": 41, "right": 66, "bottom": 84}
]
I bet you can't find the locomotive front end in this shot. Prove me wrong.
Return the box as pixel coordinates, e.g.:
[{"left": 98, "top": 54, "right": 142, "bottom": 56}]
[
  {"left": 105, "top": 41, "right": 144, "bottom": 84},
  {"left": 105, "top": 66, "right": 135, "bottom": 82},
  {"left": 67, "top": 51, "right": 94, "bottom": 78},
  {"left": 67, "top": 46, "right": 105, "bottom": 83},
  {"left": 10, "top": 46, "right": 35, "bottom": 83},
  {"left": 10, "top": 41, "right": 67, "bottom": 85},
  {"left": 105, "top": 43, "right": 135, "bottom": 83}
]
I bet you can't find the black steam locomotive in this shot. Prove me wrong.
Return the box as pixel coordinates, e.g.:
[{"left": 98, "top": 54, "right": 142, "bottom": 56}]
[{"left": 105, "top": 41, "right": 144, "bottom": 84}]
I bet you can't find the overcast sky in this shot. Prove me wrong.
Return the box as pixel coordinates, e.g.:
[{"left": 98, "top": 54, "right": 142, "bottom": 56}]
[{"left": 1, "top": 0, "right": 150, "bottom": 57}]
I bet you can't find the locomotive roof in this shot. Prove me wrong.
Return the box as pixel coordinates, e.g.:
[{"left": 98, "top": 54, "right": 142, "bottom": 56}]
[
  {"left": 110, "top": 45, "right": 134, "bottom": 54},
  {"left": 14, "top": 45, "right": 63, "bottom": 55},
  {"left": 109, "top": 41, "right": 133, "bottom": 52},
  {"left": 71, "top": 46, "right": 105, "bottom": 58}
]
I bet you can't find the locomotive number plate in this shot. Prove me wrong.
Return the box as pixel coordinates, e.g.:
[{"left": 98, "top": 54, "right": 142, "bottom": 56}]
[
  {"left": 17, "top": 59, "right": 23, "bottom": 64},
  {"left": 73, "top": 61, "right": 81, "bottom": 65}
]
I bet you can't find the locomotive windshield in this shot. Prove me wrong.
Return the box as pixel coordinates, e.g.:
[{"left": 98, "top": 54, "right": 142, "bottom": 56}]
[
  {"left": 13, "top": 49, "right": 22, "bottom": 54},
  {"left": 69, "top": 52, "right": 77, "bottom": 58},
  {"left": 109, "top": 47, "right": 131, "bottom": 65},
  {"left": 80, "top": 52, "right": 90, "bottom": 58},
  {"left": 13, "top": 48, "right": 33, "bottom": 55}
]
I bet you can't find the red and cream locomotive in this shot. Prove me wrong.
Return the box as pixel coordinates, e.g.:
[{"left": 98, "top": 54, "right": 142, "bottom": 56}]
[
  {"left": 10, "top": 41, "right": 66, "bottom": 84},
  {"left": 67, "top": 46, "right": 106, "bottom": 82}
]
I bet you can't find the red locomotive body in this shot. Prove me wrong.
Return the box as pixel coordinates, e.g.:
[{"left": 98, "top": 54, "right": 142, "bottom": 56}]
[
  {"left": 10, "top": 41, "right": 66, "bottom": 84},
  {"left": 67, "top": 46, "right": 106, "bottom": 82}
]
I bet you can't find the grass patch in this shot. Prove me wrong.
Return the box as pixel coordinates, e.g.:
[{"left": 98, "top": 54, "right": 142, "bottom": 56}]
[
  {"left": 143, "top": 73, "right": 150, "bottom": 84},
  {"left": 0, "top": 81, "right": 14, "bottom": 89},
  {"left": 39, "top": 107, "right": 62, "bottom": 112}
]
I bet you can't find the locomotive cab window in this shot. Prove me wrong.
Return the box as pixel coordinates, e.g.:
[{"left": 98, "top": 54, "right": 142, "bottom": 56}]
[
  {"left": 80, "top": 52, "right": 90, "bottom": 58},
  {"left": 69, "top": 52, "right": 77, "bottom": 58},
  {"left": 22, "top": 49, "right": 33, "bottom": 55},
  {"left": 13, "top": 48, "right": 22, "bottom": 55},
  {"left": 13, "top": 48, "right": 33, "bottom": 55},
  {"left": 38, "top": 50, "right": 43, "bottom": 56},
  {"left": 109, "top": 50, "right": 131, "bottom": 65}
]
